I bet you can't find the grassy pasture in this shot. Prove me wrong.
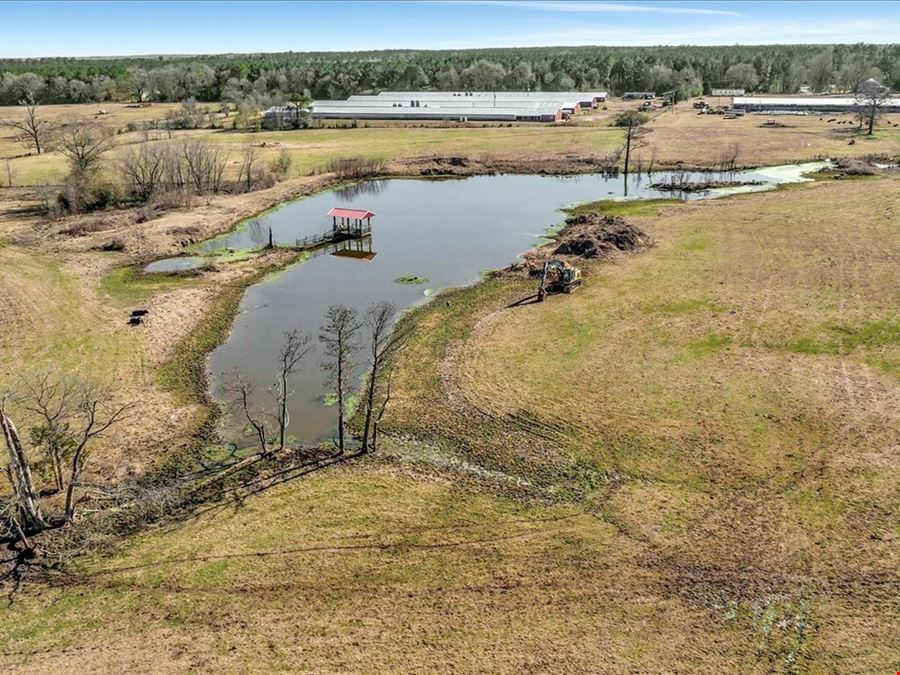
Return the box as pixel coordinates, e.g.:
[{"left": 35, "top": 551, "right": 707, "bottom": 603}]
[
  {"left": 0, "top": 467, "right": 762, "bottom": 673},
  {"left": 4, "top": 100, "right": 898, "bottom": 189},
  {"left": 0, "top": 174, "right": 896, "bottom": 673},
  {"left": 0, "top": 98, "right": 898, "bottom": 672},
  {"left": 0, "top": 102, "right": 626, "bottom": 187},
  {"left": 644, "top": 103, "right": 900, "bottom": 167}
]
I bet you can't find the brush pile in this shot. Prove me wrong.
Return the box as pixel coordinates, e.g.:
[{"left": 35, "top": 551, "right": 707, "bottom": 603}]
[{"left": 551, "top": 214, "right": 654, "bottom": 259}]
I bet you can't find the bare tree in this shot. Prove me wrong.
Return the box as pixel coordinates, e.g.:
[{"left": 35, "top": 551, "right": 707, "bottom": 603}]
[
  {"left": 21, "top": 373, "right": 77, "bottom": 493},
  {"left": 226, "top": 329, "right": 310, "bottom": 456},
  {"left": 228, "top": 373, "right": 271, "bottom": 455},
  {"left": 273, "top": 330, "right": 311, "bottom": 451},
  {"left": 319, "top": 305, "right": 361, "bottom": 453},
  {"left": 370, "top": 368, "right": 394, "bottom": 454},
  {"left": 360, "top": 302, "right": 410, "bottom": 451},
  {"left": 119, "top": 141, "right": 169, "bottom": 200},
  {"left": 616, "top": 112, "right": 646, "bottom": 178},
  {"left": 4, "top": 159, "right": 13, "bottom": 188},
  {"left": 1, "top": 379, "right": 132, "bottom": 540},
  {"left": 238, "top": 145, "right": 257, "bottom": 193},
  {"left": 63, "top": 384, "right": 134, "bottom": 522},
  {"left": 716, "top": 143, "right": 741, "bottom": 172},
  {"left": 179, "top": 138, "right": 228, "bottom": 194},
  {"left": 54, "top": 119, "right": 115, "bottom": 174},
  {"left": 854, "top": 89, "right": 888, "bottom": 136},
  {"left": 1, "top": 96, "right": 52, "bottom": 155}
]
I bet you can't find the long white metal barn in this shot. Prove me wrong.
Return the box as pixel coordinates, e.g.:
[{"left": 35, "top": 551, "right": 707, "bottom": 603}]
[
  {"left": 733, "top": 96, "right": 900, "bottom": 113},
  {"left": 293, "top": 91, "right": 608, "bottom": 123}
]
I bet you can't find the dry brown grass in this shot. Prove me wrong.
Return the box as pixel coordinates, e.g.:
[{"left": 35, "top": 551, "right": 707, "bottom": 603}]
[
  {"left": 3, "top": 178, "right": 891, "bottom": 672},
  {"left": 0, "top": 466, "right": 765, "bottom": 673},
  {"left": 1, "top": 102, "right": 898, "bottom": 672},
  {"left": 642, "top": 101, "right": 900, "bottom": 167},
  {"left": 382, "top": 176, "right": 900, "bottom": 670}
]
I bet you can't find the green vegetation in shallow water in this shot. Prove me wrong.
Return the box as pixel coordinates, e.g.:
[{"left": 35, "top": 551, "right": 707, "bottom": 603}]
[
  {"left": 99, "top": 266, "right": 197, "bottom": 305},
  {"left": 155, "top": 257, "right": 299, "bottom": 407},
  {"left": 320, "top": 392, "right": 359, "bottom": 416},
  {"left": 394, "top": 275, "right": 430, "bottom": 285},
  {"left": 211, "top": 249, "right": 255, "bottom": 263},
  {"left": 564, "top": 198, "right": 681, "bottom": 218}
]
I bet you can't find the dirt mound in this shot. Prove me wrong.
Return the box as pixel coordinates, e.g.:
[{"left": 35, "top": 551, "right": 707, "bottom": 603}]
[{"left": 552, "top": 214, "right": 654, "bottom": 259}]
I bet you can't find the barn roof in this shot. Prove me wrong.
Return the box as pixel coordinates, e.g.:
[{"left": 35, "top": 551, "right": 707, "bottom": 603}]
[{"left": 328, "top": 207, "right": 375, "bottom": 219}]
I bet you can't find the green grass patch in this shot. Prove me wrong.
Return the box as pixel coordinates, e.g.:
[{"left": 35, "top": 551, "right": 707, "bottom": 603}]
[
  {"left": 681, "top": 235, "right": 710, "bottom": 251},
  {"left": 787, "top": 319, "right": 900, "bottom": 358},
  {"left": 652, "top": 296, "right": 721, "bottom": 315},
  {"left": 686, "top": 332, "right": 732, "bottom": 357},
  {"left": 211, "top": 248, "right": 255, "bottom": 263},
  {"left": 394, "top": 275, "right": 430, "bottom": 285},
  {"left": 787, "top": 485, "right": 845, "bottom": 530},
  {"left": 99, "top": 266, "right": 197, "bottom": 305},
  {"left": 786, "top": 337, "right": 824, "bottom": 355},
  {"left": 564, "top": 197, "right": 681, "bottom": 218}
]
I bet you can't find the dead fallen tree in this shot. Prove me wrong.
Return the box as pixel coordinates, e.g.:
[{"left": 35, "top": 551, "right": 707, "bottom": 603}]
[{"left": 1, "top": 379, "right": 134, "bottom": 546}]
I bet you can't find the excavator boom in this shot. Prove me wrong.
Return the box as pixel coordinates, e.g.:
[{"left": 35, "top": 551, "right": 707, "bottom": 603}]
[{"left": 538, "top": 259, "right": 582, "bottom": 301}]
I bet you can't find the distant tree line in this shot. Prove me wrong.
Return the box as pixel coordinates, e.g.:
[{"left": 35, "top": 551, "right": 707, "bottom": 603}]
[{"left": 0, "top": 44, "right": 897, "bottom": 107}]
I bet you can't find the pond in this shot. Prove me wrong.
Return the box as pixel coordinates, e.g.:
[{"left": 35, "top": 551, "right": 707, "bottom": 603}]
[{"left": 199, "top": 162, "right": 826, "bottom": 446}]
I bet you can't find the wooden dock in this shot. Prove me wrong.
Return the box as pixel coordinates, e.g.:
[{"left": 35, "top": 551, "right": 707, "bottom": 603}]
[{"left": 294, "top": 206, "right": 376, "bottom": 253}]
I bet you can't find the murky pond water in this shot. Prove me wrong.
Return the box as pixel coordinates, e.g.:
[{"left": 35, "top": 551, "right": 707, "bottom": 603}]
[
  {"left": 144, "top": 256, "right": 209, "bottom": 273},
  {"left": 199, "top": 163, "right": 825, "bottom": 446}
]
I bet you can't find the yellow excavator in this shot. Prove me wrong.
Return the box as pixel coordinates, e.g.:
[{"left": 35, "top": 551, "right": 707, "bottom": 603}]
[{"left": 537, "top": 259, "right": 582, "bottom": 301}]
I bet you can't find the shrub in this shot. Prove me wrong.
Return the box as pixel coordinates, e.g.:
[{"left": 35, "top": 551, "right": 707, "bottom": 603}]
[
  {"left": 614, "top": 112, "right": 649, "bottom": 127},
  {"left": 327, "top": 157, "right": 386, "bottom": 179},
  {"left": 55, "top": 174, "right": 121, "bottom": 215},
  {"left": 269, "top": 149, "right": 293, "bottom": 181}
]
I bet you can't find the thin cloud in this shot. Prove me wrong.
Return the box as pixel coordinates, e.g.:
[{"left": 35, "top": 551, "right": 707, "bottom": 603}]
[
  {"left": 437, "top": 17, "right": 900, "bottom": 48},
  {"left": 453, "top": 1, "right": 746, "bottom": 17}
]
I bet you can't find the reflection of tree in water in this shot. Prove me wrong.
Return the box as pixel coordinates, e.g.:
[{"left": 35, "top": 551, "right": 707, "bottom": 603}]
[
  {"left": 334, "top": 180, "right": 387, "bottom": 200},
  {"left": 246, "top": 218, "right": 269, "bottom": 248}
]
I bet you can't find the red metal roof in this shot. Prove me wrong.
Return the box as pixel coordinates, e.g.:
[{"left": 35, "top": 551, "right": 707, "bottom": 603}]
[{"left": 328, "top": 207, "right": 375, "bottom": 219}]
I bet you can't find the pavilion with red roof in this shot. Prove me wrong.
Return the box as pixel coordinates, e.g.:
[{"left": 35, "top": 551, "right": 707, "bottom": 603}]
[{"left": 327, "top": 207, "right": 375, "bottom": 238}]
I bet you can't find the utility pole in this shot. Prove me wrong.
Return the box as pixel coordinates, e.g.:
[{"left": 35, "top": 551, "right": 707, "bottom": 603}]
[
  {"left": 623, "top": 118, "right": 636, "bottom": 197},
  {"left": 624, "top": 119, "right": 634, "bottom": 177}
]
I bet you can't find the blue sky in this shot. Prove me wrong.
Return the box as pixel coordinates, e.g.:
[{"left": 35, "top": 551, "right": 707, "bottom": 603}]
[{"left": 2, "top": 1, "right": 898, "bottom": 58}]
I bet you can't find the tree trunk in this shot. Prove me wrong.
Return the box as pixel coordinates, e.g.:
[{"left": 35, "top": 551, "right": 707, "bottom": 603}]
[
  {"left": 51, "top": 449, "right": 64, "bottom": 493},
  {"left": 64, "top": 480, "right": 78, "bottom": 523},
  {"left": 623, "top": 123, "right": 633, "bottom": 177},
  {"left": 360, "top": 361, "right": 379, "bottom": 451},
  {"left": 64, "top": 444, "right": 88, "bottom": 523},
  {"left": 278, "top": 370, "right": 288, "bottom": 451},
  {"left": 336, "top": 358, "right": 345, "bottom": 453},
  {"left": 1, "top": 411, "right": 47, "bottom": 532}
]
